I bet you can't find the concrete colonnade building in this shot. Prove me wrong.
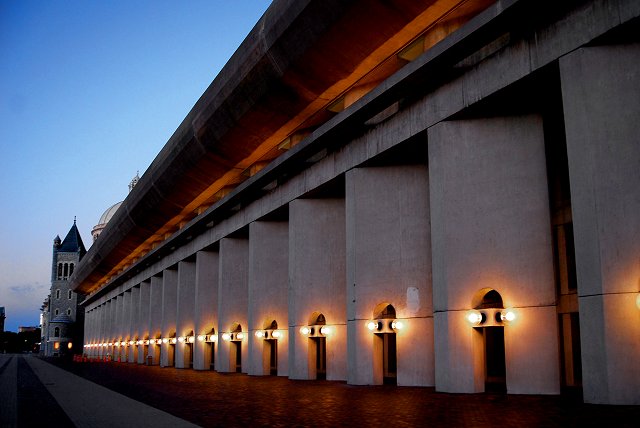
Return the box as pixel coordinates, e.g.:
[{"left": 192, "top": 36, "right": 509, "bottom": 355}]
[{"left": 72, "top": 0, "right": 640, "bottom": 405}]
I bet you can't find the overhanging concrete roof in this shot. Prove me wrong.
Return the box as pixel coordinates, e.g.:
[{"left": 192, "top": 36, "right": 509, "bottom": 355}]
[{"left": 71, "top": 0, "right": 498, "bottom": 295}]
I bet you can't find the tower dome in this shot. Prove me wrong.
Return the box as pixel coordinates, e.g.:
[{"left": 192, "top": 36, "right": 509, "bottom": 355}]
[
  {"left": 91, "top": 201, "right": 122, "bottom": 242},
  {"left": 91, "top": 173, "right": 140, "bottom": 243}
]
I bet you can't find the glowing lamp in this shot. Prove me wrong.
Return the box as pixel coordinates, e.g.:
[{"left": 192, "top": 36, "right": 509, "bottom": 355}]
[
  {"left": 222, "top": 333, "right": 231, "bottom": 341},
  {"left": 197, "top": 335, "right": 206, "bottom": 342},
  {"left": 255, "top": 331, "right": 264, "bottom": 338},
  {"left": 367, "top": 321, "right": 377, "bottom": 331},
  {"left": 636, "top": 294, "right": 640, "bottom": 310},
  {"left": 162, "top": 338, "right": 169, "bottom": 344},
  {"left": 171, "top": 338, "right": 177, "bottom": 344},
  {"left": 272, "top": 331, "right": 282, "bottom": 339},
  {"left": 129, "top": 340, "right": 135, "bottom": 346},
  {"left": 188, "top": 336, "right": 195, "bottom": 344},
  {"left": 501, "top": 310, "right": 517, "bottom": 322},
  {"left": 391, "top": 320, "right": 404, "bottom": 330},
  {"left": 320, "top": 326, "right": 331, "bottom": 335},
  {"left": 115, "top": 341, "right": 121, "bottom": 347},
  {"left": 178, "top": 337, "right": 185, "bottom": 343},
  {"left": 236, "top": 332, "right": 245, "bottom": 340},
  {"left": 68, "top": 342, "right": 73, "bottom": 349},
  {"left": 300, "top": 326, "right": 310, "bottom": 335},
  {"left": 467, "top": 311, "right": 483, "bottom": 326}
]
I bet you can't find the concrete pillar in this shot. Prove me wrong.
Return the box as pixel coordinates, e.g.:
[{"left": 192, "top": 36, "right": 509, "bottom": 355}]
[
  {"left": 194, "top": 250, "right": 219, "bottom": 371},
  {"left": 83, "top": 309, "right": 91, "bottom": 355},
  {"left": 175, "top": 260, "right": 196, "bottom": 369},
  {"left": 120, "top": 291, "right": 131, "bottom": 362},
  {"left": 148, "top": 275, "right": 163, "bottom": 365},
  {"left": 248, "top": 220, "right": 289, "bottom": 377},
  {"left": 289, "top": 198, "right": 346, "bottom": 381},
  {"left": 108, "top": 299, "right": 116, "bottom": 359},
  {"left": 128, "top": 286, "right": 140, "bottom": 363},
  {"left": 138, "top": 280, "right": 151, "bottom": 364},
  {"left": 428, "top": 115, "right": 559, "bottom": 394},
  {"left": 114, "top": 295, "right": 123, "bottom": 361},
  {"left": 560, "top": 44, "right": 640, "bottom": 405},
  {"left": 217, "top": 235, "right": 249, "bottom": 373},
  {"left": 345, "top": 165, "right": 433, "bottom": 386},
  {"left": 161, "top": 268, "right": 178, "bottom": 367}
]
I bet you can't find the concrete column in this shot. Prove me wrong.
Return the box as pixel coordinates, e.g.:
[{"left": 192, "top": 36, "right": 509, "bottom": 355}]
[
  {"left": 560, "top": 44, "right": 640, "bottom": 405},
  {"left": 346, "top": 165, "right": 433, "bottom": 386},
  {"left": 148, "top": 275, "right": 163, "bottom": 365},
  {"left": 83, "top": 309, "right": 92, "bottom": 355},
  {"left": 289, "top": 198, "right": 346, "bottom": 381},
  {"left": 138, "top": 280, "right": 151, "bottom": 364},
  {"left": 129, "top": 286, "right": 140, "bottom": 363},
  {"left": 114, "top": 295, "right": 123, "bottom": 361},
  {"left": 248, "top": 220, "right": 289, "bottom": 376},
  {"left": 175, "top": 260, "right": 196, "bottom": 369},
  {"left": 108, "top": 297, "right": 117, "bottom": 359},
  {"left": 428, "top": 115, "right": 559, "bottom": 394},
  {"left": 217, "top": 235, "right": 249, "bottom": 373},
  {"left": 121, "top": 290, "right": 131, "bottom": 362},
  {"left": 161, "top": 268, "right": 178, "bottom": 367},
  {"left": 194, "top": 250, "right": 219, "bottom": 371}
]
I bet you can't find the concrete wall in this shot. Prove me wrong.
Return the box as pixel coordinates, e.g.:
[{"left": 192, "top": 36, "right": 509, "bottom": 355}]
[
  {"left": 346, "top": 165, "right": 433, "bottom": 386},
  {"left": 248, "top": 220, "right": 289, "bottom": 376},
  {"left": 217, "top": 236, "right": 249, "bottom": 373},
  {"left": 289, "top": 198, "right": 346, "bottom": 381},
  {"left": 561, "top": 44, "right": 640, "bottom": 405},
  {"left": 429, "top": 115, "right": 559, "bottom": 394},
  {"left": 193, "top": 250, "right": 219, "bottom": 370}
]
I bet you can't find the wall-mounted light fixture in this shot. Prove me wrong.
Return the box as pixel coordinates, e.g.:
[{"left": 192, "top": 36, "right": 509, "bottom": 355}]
[
  {"left": 466, "top": 308, "right": 518, "bottom": 327},
  {"left": 255, "top": 329, "right": 283, "bottom": 340},
  {"left": 187, "top": 336, "right": 195, "bottom": 344},
  {"left": 367, "top": 319, "right": 405, "bottom": 333},
  {"left": 299, "top": 325, "right": 331, "bottom": 337}
]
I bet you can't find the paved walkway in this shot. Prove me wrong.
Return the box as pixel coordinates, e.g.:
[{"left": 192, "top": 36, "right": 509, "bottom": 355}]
[
  {"left": 42, "top": 357, "right": 640, "bottom": 427},
  {"left": 3, "top": 354, "right": 640, "bottom": 427},
  {"left": 0, "top": 354, "right": 197, "bottom": 428}
]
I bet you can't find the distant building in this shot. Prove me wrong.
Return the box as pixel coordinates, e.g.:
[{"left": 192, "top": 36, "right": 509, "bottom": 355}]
[
  {"left": 41, "top": 220, "right": 86, "bottom": 357},
  {"left": 18, "top": 326, "right": 38, "bottom": 333},
  {"left": 0, "top": 307, "right": 5, "bottom": 332}
]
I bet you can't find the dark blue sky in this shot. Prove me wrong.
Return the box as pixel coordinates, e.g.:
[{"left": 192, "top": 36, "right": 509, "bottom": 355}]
[{"left": 0, "top": 0, "right": 271, "bottom": 331}]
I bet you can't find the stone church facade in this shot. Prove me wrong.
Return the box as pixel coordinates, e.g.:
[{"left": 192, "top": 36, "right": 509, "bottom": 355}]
[{"left": 72, "top": 0, "right": 639, "bottom": 405}]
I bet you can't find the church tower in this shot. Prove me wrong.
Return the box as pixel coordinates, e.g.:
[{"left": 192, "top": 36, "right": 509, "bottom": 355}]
[{"left": 42, "top": 219, "right": 87, "bottom": 357}]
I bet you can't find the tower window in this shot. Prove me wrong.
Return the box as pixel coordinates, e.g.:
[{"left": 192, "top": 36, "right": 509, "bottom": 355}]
[
  {"left": 57, "top": 263, "right": 62, "bottom": 280},
  {"left": 55, "top": 309, "right": 59, "bottom": 316},
  {"left": 69, "top": 263, "right": 74, "bottom": 276},
  {"left": 63, "top": 263, "right": 68, "bottom": 279},
  {"left": 67, "top": 308, "right": 72, "bottom": 316},
  {"left": 68, "top": 290, "right": 72, "bottom": 299},
  {"left": 56, "top": 289, "right": 60, "bottom": 299},
  {"left": 54, "top": 327, "right": 60, "bottom": 337}
]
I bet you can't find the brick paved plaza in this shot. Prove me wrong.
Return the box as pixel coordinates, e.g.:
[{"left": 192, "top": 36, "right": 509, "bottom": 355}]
[{"left": 46, "top": 358, "right": 640, "bottom": 427}]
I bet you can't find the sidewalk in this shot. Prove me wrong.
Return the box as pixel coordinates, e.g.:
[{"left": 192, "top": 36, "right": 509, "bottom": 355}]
[
  {"left": 0, "top": 354, "right": 198, "bottom": 428},
  {"left": 49, "top": 357, "right": 640, "bottom": 428}
]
